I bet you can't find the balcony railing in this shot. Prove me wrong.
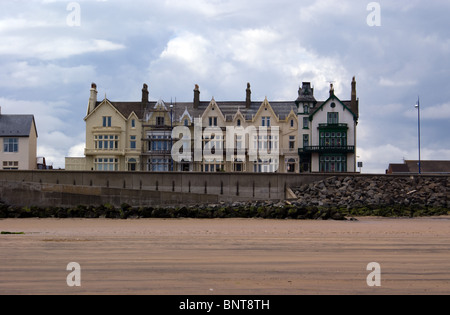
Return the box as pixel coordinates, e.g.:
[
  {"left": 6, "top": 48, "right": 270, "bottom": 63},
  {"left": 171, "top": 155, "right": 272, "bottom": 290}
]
[
  {"left": 144, "top": 150, "right": 172, "bottom": 155},
  {"left": 318, "top": 123, "right": 349, "bottom": 129},
  {"left": 299, "top": 146, "right": 355, "bottom": 154}
]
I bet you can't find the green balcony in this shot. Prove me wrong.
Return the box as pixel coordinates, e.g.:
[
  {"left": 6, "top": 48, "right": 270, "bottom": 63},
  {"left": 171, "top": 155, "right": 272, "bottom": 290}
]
[{"left": 318, "top": 123, "right": 348, "bottom": 130}]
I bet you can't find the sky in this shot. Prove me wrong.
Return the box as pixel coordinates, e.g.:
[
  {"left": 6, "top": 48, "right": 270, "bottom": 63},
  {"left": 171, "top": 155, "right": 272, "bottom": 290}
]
[{"left": 0, "top": 0, "right": 449, "bottom": 173}]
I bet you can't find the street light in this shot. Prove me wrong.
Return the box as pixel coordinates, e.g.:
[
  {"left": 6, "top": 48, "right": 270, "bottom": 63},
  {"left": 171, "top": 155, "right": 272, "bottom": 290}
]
[
  {"left": 170, "top": 102, "right": 174, "bottom": 172},
  {"left": 415, "top": 97, "right": 421, "bottom": 174}
]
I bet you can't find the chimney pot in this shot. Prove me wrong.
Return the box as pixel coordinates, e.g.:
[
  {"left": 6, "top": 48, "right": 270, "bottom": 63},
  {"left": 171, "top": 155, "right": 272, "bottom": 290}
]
[
  {"left": 142, "top": 83, "right": 149, "bottom": 103},
  {"left": 88, "top": 82, "right": 98, "bottom": 115},
  {"left": 194, "top": 84, "right": 200, "bottom": 109},
  {"left": 246, "top": 83, "right": 251, "bottom": 109}
]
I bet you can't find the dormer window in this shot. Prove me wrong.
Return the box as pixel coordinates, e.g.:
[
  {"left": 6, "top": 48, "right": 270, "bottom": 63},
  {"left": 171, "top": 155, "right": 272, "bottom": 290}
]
[
  {"left": 184, "top": 119, "right": 189, "bottom": 126},
  {"left": 304, "top": 105, "right": 309, "bottom": 114},
  {"left": 156, "top": 116, "right": 165, "bottom": 126},
  {"left": 209, "top": 117, "right": 218, "bottom": 126},
  {"left": 237, "top": 119, "right": 241, "bottom": 127}
]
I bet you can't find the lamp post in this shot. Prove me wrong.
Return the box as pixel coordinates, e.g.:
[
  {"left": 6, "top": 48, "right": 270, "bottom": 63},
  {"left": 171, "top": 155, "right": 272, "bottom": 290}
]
[
  {"left": 170, "top": 102, "right": 174, "bottom": 172},
  {"left": 415, "top": 97, "right": 421, "bottom": 174}
]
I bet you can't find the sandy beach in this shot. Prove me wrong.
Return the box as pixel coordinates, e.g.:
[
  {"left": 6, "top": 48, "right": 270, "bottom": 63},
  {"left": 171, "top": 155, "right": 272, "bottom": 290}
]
[{"left": 0, "top": 217, "right": 449, "bottom": 295}]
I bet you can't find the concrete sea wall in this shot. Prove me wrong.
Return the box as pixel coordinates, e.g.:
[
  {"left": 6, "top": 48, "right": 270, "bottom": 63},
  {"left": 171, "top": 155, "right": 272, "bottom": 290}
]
[{"left": 0, "top": 171, "right": 448, "bottom": 209}]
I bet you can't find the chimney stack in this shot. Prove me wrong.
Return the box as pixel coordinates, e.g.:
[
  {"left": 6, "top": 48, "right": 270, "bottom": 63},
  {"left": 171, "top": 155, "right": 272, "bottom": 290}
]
[
  {"left": 246, "top": 83, "right": 251, "bottom": 109},
  {"left": 193, "top": 84, "right": 200, "bottom": 109},
  {"left": 329, "top": 83, "right": 335, "bottom": 97},
  {"left": 351, "top": 76, "right": 359, "bottom": 118},
  {"left": 88, "top": 83, "right": 98, "bottom": 115},
  {"left": 351, "top": 76, "right": 357, "bottom": 104},
  {"left": 142, "top": 83, "right": 149, "bottom": 104}
]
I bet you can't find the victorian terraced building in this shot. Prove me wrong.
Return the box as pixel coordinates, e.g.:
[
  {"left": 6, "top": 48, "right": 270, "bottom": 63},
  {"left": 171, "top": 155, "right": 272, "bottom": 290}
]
[{"left": 66, "top": 78, "right": 359, "bottom": 173}]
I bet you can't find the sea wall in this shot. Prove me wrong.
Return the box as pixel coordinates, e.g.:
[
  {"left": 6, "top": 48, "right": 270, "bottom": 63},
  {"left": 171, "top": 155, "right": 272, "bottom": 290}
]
[
  {"left": 0, "top": 171, "right": 448, "bottom": 210},
  {"left": 0, "top": 170, "right": 331, "bottom": 207}
]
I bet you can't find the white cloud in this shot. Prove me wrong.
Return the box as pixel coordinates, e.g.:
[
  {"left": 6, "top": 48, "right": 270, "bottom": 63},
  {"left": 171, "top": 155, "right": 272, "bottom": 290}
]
[
  {"left": 379, "top": 78, "right": 418, "bottom": 87},
  {"left": 0, "top": 62, "right": 96, "bottom": 88},
  {"left": 0, "top": 37, "right": 125, "bottom": 60},
  {"left": 150, "top": 27, "right": 350, "bottom": 101},
  {"left": 68, "top": 143, "right": 86, "bottom": 158}
]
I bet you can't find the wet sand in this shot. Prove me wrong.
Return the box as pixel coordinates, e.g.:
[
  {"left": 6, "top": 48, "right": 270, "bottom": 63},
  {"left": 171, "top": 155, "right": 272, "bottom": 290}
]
[{"left": 0, "top": 217, "right": 449, "bottom": 295}]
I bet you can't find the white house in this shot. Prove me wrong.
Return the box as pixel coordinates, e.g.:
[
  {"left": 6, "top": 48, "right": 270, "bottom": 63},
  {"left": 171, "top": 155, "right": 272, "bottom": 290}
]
[{"left": 296, "top": 78, "right": 359, "bottom": 173}]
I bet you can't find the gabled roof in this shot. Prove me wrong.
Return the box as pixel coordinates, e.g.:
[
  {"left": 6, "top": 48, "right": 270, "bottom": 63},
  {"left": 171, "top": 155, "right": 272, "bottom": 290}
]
[
  {"left": 0, "top": 114, "right": 37, "bottom": 137},
  {"left": 86, "top": 100, "right": 147, "bottom": 121},
  {"left": 309, "top": 94, "right": 358, "bottom": 121},
  {"left": 172, "top": 100, "right": 298, "bottom": 124}
]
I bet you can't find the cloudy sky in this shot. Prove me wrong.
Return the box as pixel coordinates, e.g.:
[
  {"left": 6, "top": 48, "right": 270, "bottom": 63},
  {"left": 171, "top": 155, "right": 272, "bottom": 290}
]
[{"left": 0, "top": 0, "right": 449, "bottom": 173}]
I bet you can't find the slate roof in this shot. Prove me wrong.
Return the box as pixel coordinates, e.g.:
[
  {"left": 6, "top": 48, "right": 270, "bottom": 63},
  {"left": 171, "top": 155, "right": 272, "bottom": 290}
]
[
  {"left": 0, "top": 114, "right": 36, "bottom": 137},
  {"left": 96, "top": 92, "right": 355, "bottom": 124},
  {"left": 170, "top": 100, "right": 298, "bottom": 123}
]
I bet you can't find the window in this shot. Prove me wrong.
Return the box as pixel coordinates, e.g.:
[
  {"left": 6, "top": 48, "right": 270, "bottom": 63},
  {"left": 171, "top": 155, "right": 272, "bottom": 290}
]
[
  {"left": 2, "top": 161, "right": 19, "bottom": 170},
  {"left": 150, "top": 135, "right": 171, "bottom": 152},
  {"left": 130, "top": 136, "right": 137, "bottom": 150},
  {"left": 233, "top": 159, "right": 244, "bottom": 172},
  {"left": 103, "top": 116, "right": 112, "bottom": 127},
  {"left": 95, "top": 158, "right": 118, "bottom": 171},
  {"left": 128, "top": 158, "right": 137, "bottom": 171},
  {"left": 320, "top": 155, "right": 347, "bottom": 173},
  {"left": 290, "top": 119, "right": 295, "bottom": 128},
  {"left": 235, "top": 135, "right": 243, "bottom": 151},
  {"left": 202, "top": 159, "right": 224, "bottom": 172},
  {"left": 289, "top": 136, "right": 296, "bottom": 151},
  {"left": 287, "top": 159, "right": 296, "bottom": 173},
  {"left": 327, "top": 112, "right": 339, "bottom": 125},
  {"left": 149, "top": 158, "right": 170, "bottom": 172},
  {"left": 203, "top": 134, "right": 223, "bottom": 154},
  {"left": 253, "top": 159, "right": 278, "bottom": 173},
  {"left": 303, "top": 135, "right": 309, "bottom": 148},
  {"left": 303, "top": 117, "right": 309, "bottom": 129},
  {"left": 156, "top": 116, "right": 165, "bottom": 126},
  {"left": 262, "top": 117, "right": 271, "bottom": 127},
  {"left": 320, "top": 131, "right": 347, "bottom": 147},
  {"left": 253, "top": 134, "right": 278, "bottom": 152},
  {"left": 237, "top": 119, "right": 241, "bottom": 127},
  {"left": 3, "top": 138, "right": 18, "bottom": 153},
  {"left": 131, "top": 119, "right": 136, "bottom": 128},
  {"left": 184, "top": 119, "right": 189, "bottom": 126},
  {"left": 303, "top": 105, "right": 309, "bottom": 114},
  {"left": 95, "top": 135, "right": 119, "bottom": 150},
  {"left": 209, "top": 117, "right": 218, "bottom": 126}
]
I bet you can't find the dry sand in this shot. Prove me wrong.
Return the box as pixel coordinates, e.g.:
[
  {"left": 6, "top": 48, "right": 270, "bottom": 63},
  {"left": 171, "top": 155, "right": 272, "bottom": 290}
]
[{"left": 0, "top": 217, "right": 449, "bottom": 295}]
